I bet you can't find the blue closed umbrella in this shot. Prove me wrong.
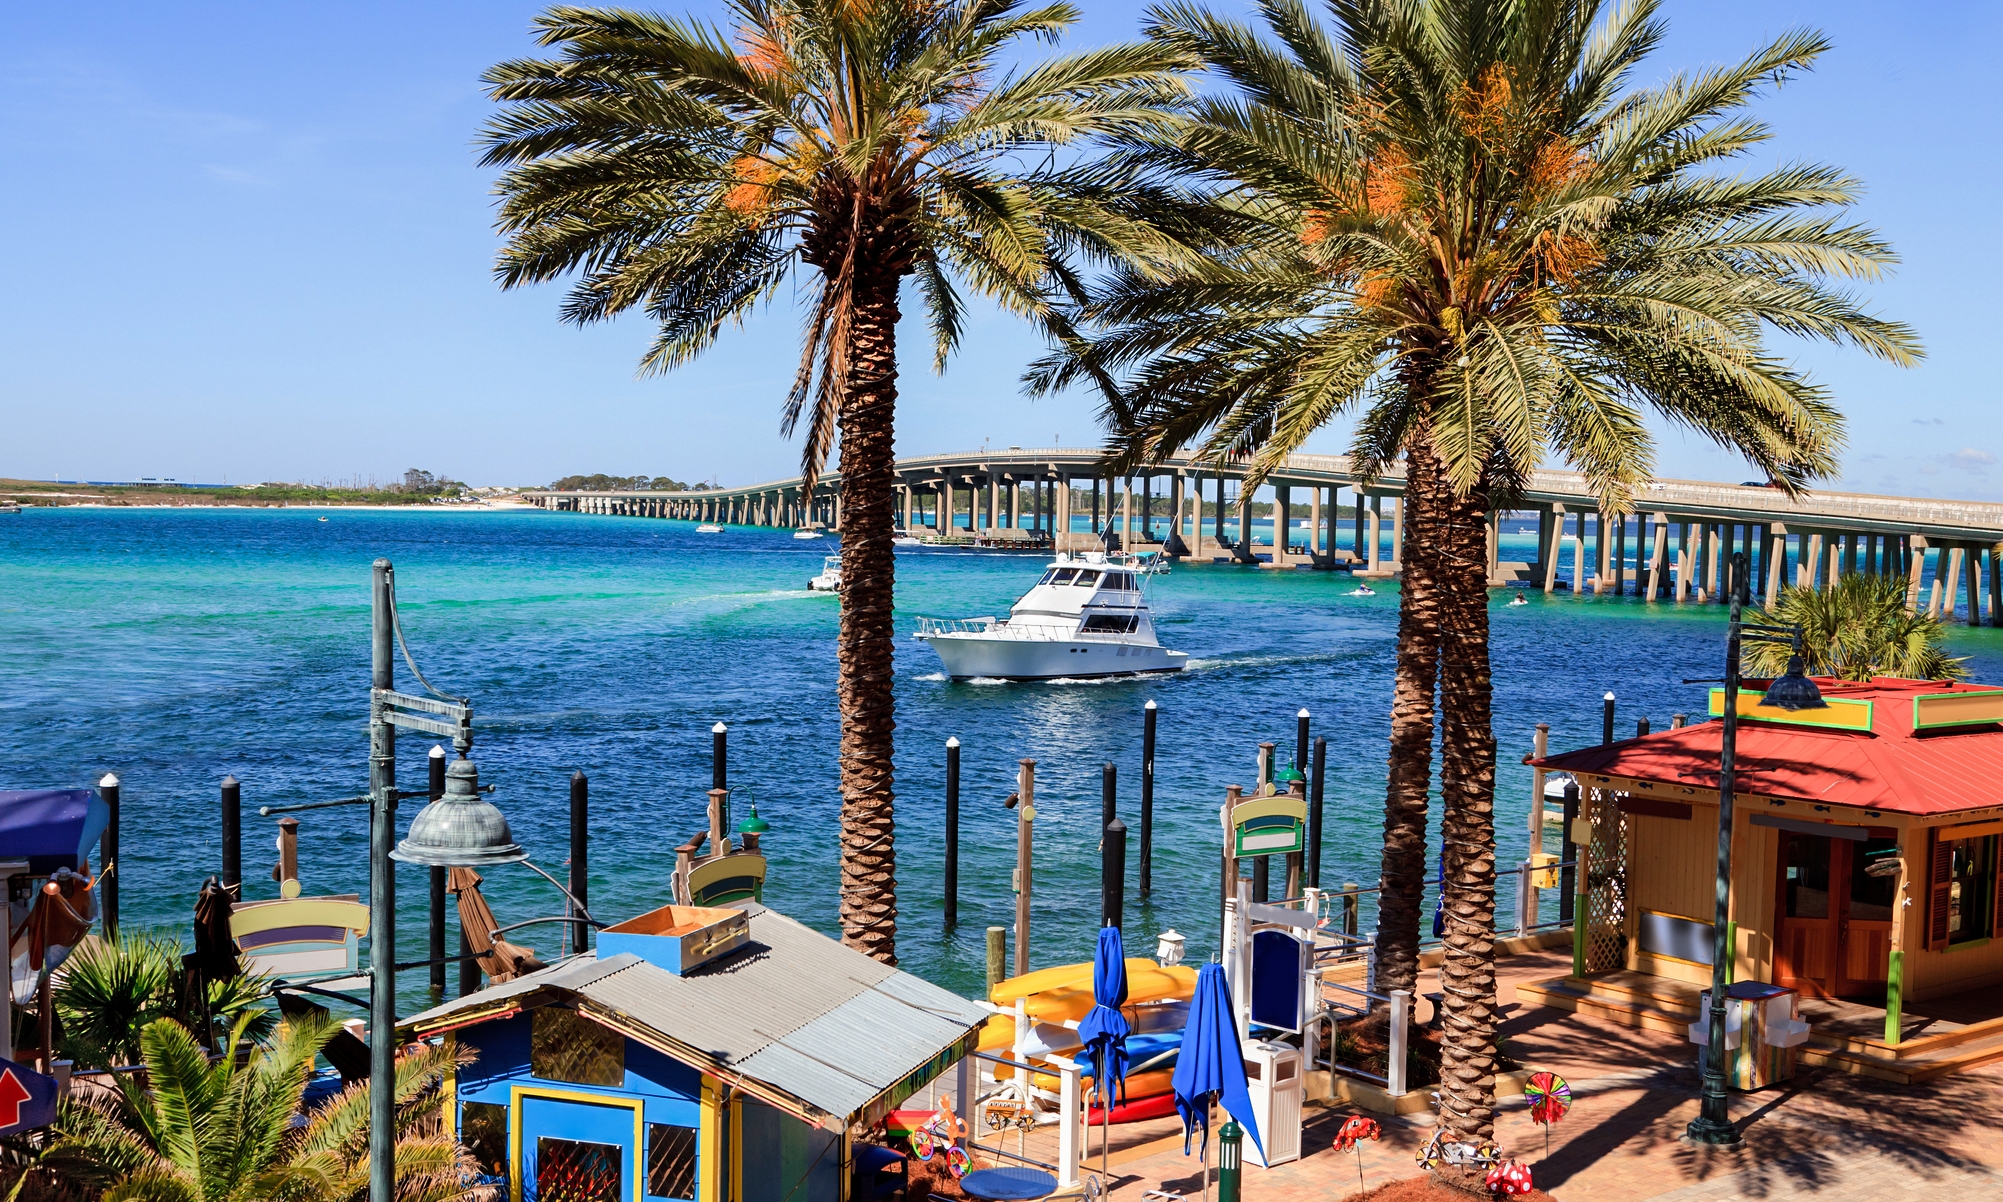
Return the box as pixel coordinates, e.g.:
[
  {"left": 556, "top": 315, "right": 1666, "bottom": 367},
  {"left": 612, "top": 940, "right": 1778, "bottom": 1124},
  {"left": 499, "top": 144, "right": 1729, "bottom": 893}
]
[
  {"left": 1076, "top": 926, "right": 1132, "bottom": 1183},
  {"left": 1076, "top": 927, "right": 1132, "bottom": 1103},
  {"left": 1171, "top": 963, "right": 1263, "bottom": 1163}
]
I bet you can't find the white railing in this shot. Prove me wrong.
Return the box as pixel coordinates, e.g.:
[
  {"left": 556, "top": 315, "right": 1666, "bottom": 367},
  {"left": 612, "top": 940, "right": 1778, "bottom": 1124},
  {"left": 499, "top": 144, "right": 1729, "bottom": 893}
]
[{"left": 913, "top": 616, "right": 998, "bottom": 636}]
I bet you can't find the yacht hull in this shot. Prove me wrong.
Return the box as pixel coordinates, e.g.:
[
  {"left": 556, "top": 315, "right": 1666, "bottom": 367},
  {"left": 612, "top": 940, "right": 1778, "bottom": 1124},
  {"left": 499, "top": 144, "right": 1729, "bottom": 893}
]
[{"left": 918, "top": 634, "right": 1188, "bottom": 680}]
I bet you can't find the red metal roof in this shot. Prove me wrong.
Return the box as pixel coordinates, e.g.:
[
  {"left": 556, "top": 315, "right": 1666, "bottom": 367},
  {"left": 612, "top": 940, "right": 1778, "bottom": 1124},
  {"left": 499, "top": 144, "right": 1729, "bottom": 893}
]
[{"left": 1531, "top": 678, "right": 2003, "bottom": 817}]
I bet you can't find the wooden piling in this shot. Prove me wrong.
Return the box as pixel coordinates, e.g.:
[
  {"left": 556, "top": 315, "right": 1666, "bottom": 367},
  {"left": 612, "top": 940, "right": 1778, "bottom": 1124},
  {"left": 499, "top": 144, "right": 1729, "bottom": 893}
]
[
  {"left": 1015, "top": 759, "right": 1036, "bottom": 978},
  {"left": 945, "top": 737, "right": 960, "bottom": 928},
  {"left": 987, "top": 927, "right": 1006, "bottom": 993}
]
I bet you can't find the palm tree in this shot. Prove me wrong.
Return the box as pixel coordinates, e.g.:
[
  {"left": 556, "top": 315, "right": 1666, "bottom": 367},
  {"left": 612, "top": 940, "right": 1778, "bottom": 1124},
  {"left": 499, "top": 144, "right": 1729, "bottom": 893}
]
[
  {"left": 481, "top": 1, "right": 1188, "bottom": 963},
  {"left": 1036, "top": 0, "right": 1918, "bottom": 1158},
  {"left": 45, "top": 1015, "right": 470, "bottom": 1202},
  {"left": 1748, "top": 574, "right": 1968, "bottom": 682},
  {"left": 55, "top": 931, "right": 273, "bottom": 1069}
]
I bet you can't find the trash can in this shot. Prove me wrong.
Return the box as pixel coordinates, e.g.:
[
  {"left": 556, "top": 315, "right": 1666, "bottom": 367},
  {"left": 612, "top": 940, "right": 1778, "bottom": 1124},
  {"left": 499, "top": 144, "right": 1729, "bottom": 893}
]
[{"left": 1686, "top": 981, "right": 1810, "bottom": 1089}]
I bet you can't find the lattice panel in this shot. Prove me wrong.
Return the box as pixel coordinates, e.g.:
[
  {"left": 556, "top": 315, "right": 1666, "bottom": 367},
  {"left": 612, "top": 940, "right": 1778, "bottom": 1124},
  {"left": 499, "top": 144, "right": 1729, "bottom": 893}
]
[{"left": 1584, "top": 789, "right": 1630, "bottom": 973}]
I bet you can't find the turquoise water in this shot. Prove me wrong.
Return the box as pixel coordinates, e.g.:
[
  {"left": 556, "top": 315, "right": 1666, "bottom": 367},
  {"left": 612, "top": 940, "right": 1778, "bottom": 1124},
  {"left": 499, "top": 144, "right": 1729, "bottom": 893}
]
[{"left": 3, "top": 507, "right": 1997, "bottom": 1009}]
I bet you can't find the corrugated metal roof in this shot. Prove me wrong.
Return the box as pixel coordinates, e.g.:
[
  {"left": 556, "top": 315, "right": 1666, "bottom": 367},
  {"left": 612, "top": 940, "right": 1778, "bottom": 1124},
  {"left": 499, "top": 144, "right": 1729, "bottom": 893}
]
[
  {"left": 401, "top": 904, "right": 987, "bottom": 1122},
  {"left": 1533, "top": 677, "right": 2003, "bottom": 816}
]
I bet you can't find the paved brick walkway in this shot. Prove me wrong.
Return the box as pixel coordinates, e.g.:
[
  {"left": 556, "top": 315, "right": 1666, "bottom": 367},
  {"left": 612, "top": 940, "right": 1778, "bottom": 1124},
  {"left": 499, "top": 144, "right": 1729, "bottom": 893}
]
[{"left": 1070, "top": 949, "right": 2003, "bottom": 1201}]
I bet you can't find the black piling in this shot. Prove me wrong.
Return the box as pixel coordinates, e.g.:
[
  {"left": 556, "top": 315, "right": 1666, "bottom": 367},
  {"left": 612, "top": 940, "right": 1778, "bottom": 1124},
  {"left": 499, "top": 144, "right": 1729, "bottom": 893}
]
[
  {"left": 1637, "top": 717, "right": 1651, "bottom": 738},
  {"left": 1559, "top": 781, "right": 1581, "bottom": 924},
  {"left": 712, "top": 722, "right": 728, "bottom": 829},
  {"left": 1309, "top": 737, "right": 1328, "bottom": 887},
  {"left": 1295, "top": 709, "right": 1310, "bottom": 784},
  {"left": 428, "top": 746, "right": 448, "bottom": 999},
  {"left": 570, "top": 771, "right": 590, "bottom": 956},
  {"left": 1602, "top": 692, "right": 1616, "bottom": 744},
  {"left": 220, "top": 775, "right": 241, "bottom": 891},
  {"left": 1101, "top": 762, "right": 1117, "bottom": 832},
  {"left": 100, "top": 774, "right": 120, "bottom": 940},
  {"left": 1102, "top": 818, "right": 1127, "bottom": 929},
  {"left": 944, "top": 737, "right": 960, "bottom": 928},
  {"left": 1140, "top": 701, "right": 1156, "bottom": 895}
]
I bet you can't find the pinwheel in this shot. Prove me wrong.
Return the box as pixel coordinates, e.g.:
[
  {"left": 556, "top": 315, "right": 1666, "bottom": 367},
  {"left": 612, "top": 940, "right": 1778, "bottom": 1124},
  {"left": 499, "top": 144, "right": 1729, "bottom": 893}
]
[
  {"left": 1524, "top": 1070, "right": 1572, "bottom": 1160},
  {"left": 1333, "top": 1115, "right": 1381, "bottom": 1193},
  {"left": 1487, "top": 1158, "right": 1535, "bottom": 1196}
]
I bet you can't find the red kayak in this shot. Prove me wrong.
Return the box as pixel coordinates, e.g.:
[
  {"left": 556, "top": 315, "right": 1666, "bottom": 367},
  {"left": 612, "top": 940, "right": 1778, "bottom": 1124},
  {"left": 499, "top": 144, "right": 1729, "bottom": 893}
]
[{"left": 1087, "top": 1090, "right": 1178, "bottom": 1125}]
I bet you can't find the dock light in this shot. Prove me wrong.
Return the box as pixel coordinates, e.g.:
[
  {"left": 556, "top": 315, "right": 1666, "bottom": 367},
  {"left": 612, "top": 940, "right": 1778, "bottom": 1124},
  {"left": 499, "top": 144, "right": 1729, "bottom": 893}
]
[
  {"left": 1273, "top": 760, "right": 1306, "bottom": 793},
  {"left": 1759, "top": 654, "right": 1827, "bottom": 711},
  {"left": 737, "top": 804, "right": 770, "bottom": 836},
  {"left": 392, "top": 757, "right": 526, "bottom": 867},
  {"left": 1156, "top": 929, "right": 1185, "bottom": 967}
]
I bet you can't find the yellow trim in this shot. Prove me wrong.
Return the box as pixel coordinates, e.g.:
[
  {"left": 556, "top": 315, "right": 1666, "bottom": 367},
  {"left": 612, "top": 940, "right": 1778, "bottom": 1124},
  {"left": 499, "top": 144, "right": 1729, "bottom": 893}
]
[
  {"left": 1915, "top": 691, "right": 2003, "bottom": 730},
  {"left": 227, "top": 896, "right": 370, "bottom": 937},
  {"left": 1937, "top": 819, "right": 2003, "bottom": 840},
  {"left": 507, "top": 1084, "right": 647, "bottom": 1202},
  {"left": 728, "top": 1093, "right": 743, "bottom": 1202},
  {"left": 1230, "top": 797, "right": 1308, "bottom": 826},
  {"left": 699, "top": 1076, "right": 722, "bottom": 1202},
  {"left": 443, "top": 1034, "right": 457, "bottom": 1133},
  {"left": 1707, "top": 688, "right": 1874, "bottom": 731}
]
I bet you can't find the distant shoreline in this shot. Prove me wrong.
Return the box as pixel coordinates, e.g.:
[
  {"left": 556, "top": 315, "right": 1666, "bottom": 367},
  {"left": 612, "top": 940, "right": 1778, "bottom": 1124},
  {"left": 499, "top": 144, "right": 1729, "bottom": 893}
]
[{"left": 7, "top": 501, "right": 539, "bottom": 513}]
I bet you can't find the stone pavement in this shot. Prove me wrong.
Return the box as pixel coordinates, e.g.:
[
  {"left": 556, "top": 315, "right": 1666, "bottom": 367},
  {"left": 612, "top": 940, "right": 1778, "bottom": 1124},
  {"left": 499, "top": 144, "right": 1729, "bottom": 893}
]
[{"left": 1061, "top": 949, "right": 2003, "bottom": 1201}]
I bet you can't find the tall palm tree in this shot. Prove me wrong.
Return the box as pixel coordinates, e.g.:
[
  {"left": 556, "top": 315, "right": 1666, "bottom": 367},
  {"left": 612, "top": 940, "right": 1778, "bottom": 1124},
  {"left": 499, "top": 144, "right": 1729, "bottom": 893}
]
[
  {"left": 481, "top": 2, "right": 1187, "bottom": 963},
  {"left": 1747, "top": 574, "right": 1969, "bottom": 682},
  {"left": 1035, "top": 0, "right": 1918, "bottom": 1157},
  {"left": 44, "top": 1015, "right": 470, "bottom": 1202}
]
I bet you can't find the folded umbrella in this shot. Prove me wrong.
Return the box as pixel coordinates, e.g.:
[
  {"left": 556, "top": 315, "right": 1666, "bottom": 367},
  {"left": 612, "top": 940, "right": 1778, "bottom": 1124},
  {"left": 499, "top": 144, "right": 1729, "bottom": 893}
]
[
  {"left": 1076, "top": 926, "right": 1133, "bottom": 1185},
  {"left": 1171, "top": 962, "right": 1263, "bottom": 1162}
]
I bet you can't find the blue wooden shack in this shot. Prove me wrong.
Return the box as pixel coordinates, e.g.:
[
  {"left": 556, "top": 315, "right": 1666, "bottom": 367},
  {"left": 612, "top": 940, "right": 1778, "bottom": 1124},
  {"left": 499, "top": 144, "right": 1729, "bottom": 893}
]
[{"left": 402, "top": 902, "right": 986, "bottom": 1202}]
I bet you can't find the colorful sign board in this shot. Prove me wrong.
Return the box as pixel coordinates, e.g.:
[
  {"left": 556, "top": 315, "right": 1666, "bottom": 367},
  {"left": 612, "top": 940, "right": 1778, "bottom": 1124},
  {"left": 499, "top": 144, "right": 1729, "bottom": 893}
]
[
  {"left": 1231, "top": 796, "right": 1307, "bottom": 858},
  {"left": 228, "top": 895, "right": 369, "bottom": 982},
  {"left": 1913, "top": 691, "right": 2003, "bottom": 731},
  {"left": 0, "top": 1059, "right": 58, "bottom": 1136},
  {"left": 1707, "top": 689, "right": 1874, "bottom": 732}
]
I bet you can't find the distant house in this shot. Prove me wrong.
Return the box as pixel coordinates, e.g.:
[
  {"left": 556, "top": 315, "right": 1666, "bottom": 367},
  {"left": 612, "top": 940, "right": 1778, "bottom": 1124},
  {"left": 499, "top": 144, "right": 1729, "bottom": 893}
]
[{"left": 402, "top": 902, "right": 985, "bottom": 1202}]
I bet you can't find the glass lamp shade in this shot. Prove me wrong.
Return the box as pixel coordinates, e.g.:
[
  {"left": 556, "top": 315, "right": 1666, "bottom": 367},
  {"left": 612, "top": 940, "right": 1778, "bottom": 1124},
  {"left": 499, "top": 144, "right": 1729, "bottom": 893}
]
[
  {"left": 1760, "top": 655, "right": 1827, "bottom": 711},
  {"left": 392, "top": 756, "right": 528, "bottom": 867}
]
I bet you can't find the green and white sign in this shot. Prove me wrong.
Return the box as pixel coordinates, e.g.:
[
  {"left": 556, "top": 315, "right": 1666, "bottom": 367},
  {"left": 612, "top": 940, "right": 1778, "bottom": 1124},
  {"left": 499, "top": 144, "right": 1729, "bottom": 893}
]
[{"left": 1231, "top": 796, "right": 1307, "bottom": 858}]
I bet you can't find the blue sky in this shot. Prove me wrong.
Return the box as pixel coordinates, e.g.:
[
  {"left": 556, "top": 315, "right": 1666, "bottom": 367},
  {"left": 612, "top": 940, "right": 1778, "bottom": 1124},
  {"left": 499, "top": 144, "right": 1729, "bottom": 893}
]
[{"left": 4, "top": 1, "right": 1999, "bottom": 497}]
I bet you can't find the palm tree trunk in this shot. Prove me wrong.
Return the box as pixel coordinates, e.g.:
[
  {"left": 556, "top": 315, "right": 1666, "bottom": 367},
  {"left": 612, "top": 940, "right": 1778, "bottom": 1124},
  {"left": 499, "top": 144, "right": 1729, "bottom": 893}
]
[
  {"left": 1433, "top": 479, "right": 1499, "bottom": 1169},
  {"left": 1371, "top": 436, "right": 1443, "bottom": 1007},
  {"left": 834, "top": 259, "right": 903, "bottom": 965}
]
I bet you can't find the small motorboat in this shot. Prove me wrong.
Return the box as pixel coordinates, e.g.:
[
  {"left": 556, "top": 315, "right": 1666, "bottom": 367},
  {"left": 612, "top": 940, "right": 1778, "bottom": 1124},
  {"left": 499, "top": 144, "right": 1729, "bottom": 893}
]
[
  {"left": 1508, "top": 592, "right": 1529, "bottom": 606},
  {"left": 1349, "top": 584, "right": 1375, "bottom": 596},
  {"left": 892, "top": 529, "right": 923, "bottom": 547},
  {"left": 317, "top": 516, "right": 328, "bottom": 522},
  {"left": 913, "top": 552, "right": 1187, "bottom": 680},
  {"left": 809, "top": 554, "right": 842, "bottom": 592},
  {"left": 0, "top": 503, "right": 21, "bottom": 515},
  {"left": 793, "top": 528, "right": 824, "bottom": 540},
  {"left": 696, "top": 523, "right": 724, "bottom": 533}
]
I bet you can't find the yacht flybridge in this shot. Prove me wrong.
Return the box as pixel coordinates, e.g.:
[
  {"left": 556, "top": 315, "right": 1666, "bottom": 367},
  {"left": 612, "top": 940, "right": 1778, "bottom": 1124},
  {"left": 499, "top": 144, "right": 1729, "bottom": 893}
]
[{"left": 913, "top": 552, "right": 1187, "bottom": 680}]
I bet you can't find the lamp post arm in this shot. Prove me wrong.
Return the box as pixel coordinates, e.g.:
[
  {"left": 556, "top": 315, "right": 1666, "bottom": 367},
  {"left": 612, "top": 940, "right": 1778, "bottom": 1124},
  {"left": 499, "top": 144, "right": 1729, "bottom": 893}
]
[{"left": 518, "top": 859, "right": 600, "bottom": 929}]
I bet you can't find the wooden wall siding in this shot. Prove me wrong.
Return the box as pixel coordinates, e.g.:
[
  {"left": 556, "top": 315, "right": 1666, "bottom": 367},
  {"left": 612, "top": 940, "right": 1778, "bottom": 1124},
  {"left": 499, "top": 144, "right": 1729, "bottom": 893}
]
[
  {"left": 1627, "top": 810, "right": 1718, "bottom": 924},
  {"left": 1732, "top": 815, "right": 1779, "bottom": 985}
]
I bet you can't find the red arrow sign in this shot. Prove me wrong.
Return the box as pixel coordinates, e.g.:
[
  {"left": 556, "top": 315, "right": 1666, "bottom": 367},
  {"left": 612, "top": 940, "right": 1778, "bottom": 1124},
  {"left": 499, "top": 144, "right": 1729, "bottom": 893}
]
[{"left": 0, "top": 1069, "right": 31, "bottom": 1130}]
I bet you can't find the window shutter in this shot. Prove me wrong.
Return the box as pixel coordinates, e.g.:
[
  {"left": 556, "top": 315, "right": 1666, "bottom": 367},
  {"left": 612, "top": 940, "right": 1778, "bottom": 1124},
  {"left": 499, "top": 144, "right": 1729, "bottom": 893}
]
[{"left": 1928, "top": 828, "right": 1953, "bottom": 951}]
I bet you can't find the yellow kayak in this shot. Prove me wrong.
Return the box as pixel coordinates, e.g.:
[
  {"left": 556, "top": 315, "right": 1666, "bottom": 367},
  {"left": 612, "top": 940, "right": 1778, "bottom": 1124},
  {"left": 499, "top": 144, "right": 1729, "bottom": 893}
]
[
  {"left": 1011, "top": 967, "right": 1197, "bottom": 1023},
  {"left": 1029, "top": 1066, "right": 1176, "bottom": 1098},
  {"left": 990, "top": 959, "right": 1162, "bottom": 1005}
]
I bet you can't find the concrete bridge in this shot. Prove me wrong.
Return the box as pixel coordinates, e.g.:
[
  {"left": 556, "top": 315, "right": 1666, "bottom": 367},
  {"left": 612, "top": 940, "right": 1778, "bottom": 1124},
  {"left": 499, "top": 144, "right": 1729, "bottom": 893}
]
[{"left": 522, "top": 448, "right": 2003, "bottom": 625}]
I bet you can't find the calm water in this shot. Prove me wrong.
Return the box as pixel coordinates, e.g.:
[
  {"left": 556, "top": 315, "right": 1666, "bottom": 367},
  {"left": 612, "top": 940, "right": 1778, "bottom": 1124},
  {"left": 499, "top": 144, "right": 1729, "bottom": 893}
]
[{"left": 3, "top": 507, "right": 1998, "bottom": 1008}]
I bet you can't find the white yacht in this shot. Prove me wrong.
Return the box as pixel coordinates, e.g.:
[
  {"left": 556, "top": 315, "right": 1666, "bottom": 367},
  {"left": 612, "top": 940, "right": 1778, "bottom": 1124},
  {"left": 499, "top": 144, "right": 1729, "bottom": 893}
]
[
  {"left": 696, "top": 523, "right": 724, "bottom": 533},
  {"left": 913, "top": 552, "right": 1188, "bottom": 680},
  {"left": 809, "top": 555, "right": 841, "bottom": 592},
  {"left": 793, "top": 527, "right": 824, "bottom": 540}
]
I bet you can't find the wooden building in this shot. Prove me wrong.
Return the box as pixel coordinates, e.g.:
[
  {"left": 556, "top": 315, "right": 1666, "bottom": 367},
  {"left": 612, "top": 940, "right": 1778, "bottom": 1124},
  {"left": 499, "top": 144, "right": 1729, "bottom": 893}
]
[
  {"left": 1523, "top": 677, "right": 2003, "bottom": 1082},
  {"left": 402, "top": 902, "right": 986, "bottom": 1202}
]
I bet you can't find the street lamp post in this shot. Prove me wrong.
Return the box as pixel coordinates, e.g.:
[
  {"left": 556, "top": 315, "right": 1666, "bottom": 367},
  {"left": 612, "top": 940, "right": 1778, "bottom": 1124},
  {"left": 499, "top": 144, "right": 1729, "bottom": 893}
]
[
  {"left": 368, "top": 558, "right": 532, "bottom": 1202},
  {"left": 1685, "top": 552, "right": 1824, "bottom": 1146}
]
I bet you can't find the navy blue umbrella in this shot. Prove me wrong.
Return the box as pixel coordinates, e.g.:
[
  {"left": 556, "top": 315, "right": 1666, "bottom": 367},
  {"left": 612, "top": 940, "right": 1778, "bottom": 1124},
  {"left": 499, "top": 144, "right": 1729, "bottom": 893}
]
[
  {"left": 1076, "top": 926, "right": 1132, "bottom": 1104},
  {"left": 1077, "top": 926, "right": 1133, "bottom": 1185},
  {"left": 1171, "top": 963, "right": 1263, "bottom": 1164}
]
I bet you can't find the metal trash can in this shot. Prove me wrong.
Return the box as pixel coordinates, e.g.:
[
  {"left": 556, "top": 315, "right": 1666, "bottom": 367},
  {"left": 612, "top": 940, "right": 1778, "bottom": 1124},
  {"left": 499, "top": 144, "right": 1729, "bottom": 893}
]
[{"left": 1687, "top": 981, "right": 1811, "bottom": 1089}]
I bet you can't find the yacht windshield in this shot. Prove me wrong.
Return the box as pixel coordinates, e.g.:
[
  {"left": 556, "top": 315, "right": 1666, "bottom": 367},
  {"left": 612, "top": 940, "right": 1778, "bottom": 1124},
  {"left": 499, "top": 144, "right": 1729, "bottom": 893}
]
[
  {"left": 1047, "top": 568, "right": 1078, "bottom": 585},
  {"left": 1071, "top": 570, "right": 1101, "bottom": 587}
]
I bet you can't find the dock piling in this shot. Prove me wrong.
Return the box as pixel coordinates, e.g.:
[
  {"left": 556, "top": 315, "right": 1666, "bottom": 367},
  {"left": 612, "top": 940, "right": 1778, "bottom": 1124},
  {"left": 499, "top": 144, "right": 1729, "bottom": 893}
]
[
  {"left": 220, "top": 775, "right": 241, "bottom": 891},
  {"left": 1310, "top": 736, "right": 1327, "bottom": 887},
  {"left": 1014, "top": 759, "right": 1035, "bottom": 978},
  {"left": 944, "top": 738, "right": 960, "bottom": 928},
  {"left": 1140, "top": 701, "right": 1156, "bottom": 895},
  {"left": 1602, "top": 692, "right": 1616, "bottom": 744},
  {"left": 98, "top": 773, "right": 119, "bottom": 940},
  {"left": 1101, "top": 762, "right": 1116, "bottom": 832},
  {"left": 712, "top": 722, "right": 728, "bottom": 829},
  {"left": 986, "top": 926, "right": 1006, "bottom": 993},
  {"left": 569, "top": 771, "right": 589, "bottom": 956},
  {"left": 1102, "top": 818, "right": 1127, "bottom": 930}
]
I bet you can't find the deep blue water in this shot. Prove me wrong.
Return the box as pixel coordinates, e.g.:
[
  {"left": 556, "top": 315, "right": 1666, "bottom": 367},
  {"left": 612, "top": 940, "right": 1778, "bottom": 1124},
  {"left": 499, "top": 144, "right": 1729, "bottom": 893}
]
[{"left": 3, "top": 506, "right": 1998, "bottom": 1010}]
